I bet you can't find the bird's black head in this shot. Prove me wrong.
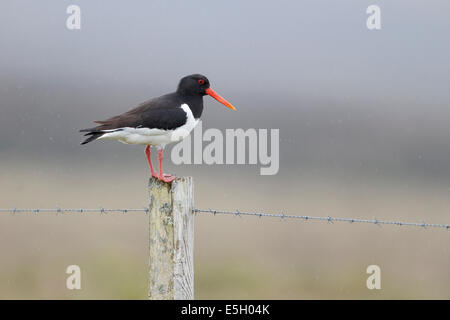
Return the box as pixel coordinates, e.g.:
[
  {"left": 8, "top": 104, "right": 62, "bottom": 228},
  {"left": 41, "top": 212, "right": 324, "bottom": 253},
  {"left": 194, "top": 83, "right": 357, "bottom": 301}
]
[
  {"left": 177, "top": 74, "right": 236, "bottom": 110},
  {"left": 177, "top": 74, "right": 210, "bottom": 96}
]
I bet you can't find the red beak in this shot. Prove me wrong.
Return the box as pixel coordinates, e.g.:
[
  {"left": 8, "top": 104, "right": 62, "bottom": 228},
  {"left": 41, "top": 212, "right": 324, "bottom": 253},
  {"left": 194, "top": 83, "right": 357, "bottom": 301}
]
[{"left": 205, "top": 88, "right": 236, "bottom": 111}]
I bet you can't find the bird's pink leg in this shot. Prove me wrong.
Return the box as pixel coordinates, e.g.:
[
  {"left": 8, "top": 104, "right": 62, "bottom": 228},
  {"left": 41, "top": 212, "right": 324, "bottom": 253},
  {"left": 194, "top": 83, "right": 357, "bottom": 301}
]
[
  {"left": 158, "top": 148, "right": 176, "bottom": 183},
  {"left": 145, "top": 145, "right": 157, "bottom": 178}
]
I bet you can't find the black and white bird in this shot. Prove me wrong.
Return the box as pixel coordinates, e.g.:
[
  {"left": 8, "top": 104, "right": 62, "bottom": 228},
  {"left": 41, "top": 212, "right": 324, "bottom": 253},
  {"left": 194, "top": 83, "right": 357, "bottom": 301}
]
[{"left": 79, "top": 74, "right": 236, "bottom": 182}]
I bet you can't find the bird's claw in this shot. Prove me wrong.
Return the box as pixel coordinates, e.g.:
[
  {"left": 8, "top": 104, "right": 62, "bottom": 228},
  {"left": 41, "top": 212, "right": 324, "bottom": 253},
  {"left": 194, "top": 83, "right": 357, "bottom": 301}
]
[{"left": 158, "top": 174, "right": 176, "bottom": 183}]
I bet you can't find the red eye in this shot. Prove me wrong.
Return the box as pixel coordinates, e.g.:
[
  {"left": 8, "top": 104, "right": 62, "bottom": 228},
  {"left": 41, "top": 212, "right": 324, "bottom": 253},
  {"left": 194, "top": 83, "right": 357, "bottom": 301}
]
[{"left": 198, "top": 79, "right": 205, "bottom": 85}]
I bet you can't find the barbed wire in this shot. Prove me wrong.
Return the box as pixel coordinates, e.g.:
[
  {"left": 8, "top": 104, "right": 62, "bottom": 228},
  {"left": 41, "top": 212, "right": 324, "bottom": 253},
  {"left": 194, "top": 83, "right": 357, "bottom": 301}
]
[
  {"left": 0, "top": 207, "right": 448, "bottom": 230},
  {"left": 0, "top": 208, "right": 149, "bottom": 214},
  {"left": 194, "top": 209, "right": 450, "bottom": 230}
]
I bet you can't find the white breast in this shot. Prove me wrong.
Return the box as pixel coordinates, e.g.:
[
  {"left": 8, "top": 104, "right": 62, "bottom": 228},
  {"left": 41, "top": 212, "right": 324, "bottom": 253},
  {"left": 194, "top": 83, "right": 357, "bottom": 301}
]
[
  {"left": 172, "top": 104, "right": 199, "bottom": 142},
  {"left": 97, "top": 104, "right": 199, "bottom": 148}
]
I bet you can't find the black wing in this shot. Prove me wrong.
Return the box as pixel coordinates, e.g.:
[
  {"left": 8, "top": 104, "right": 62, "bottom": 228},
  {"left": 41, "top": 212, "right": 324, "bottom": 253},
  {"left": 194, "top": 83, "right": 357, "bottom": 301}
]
[{"left": 79, "top": 93, "right": 187, "bottom": 144}]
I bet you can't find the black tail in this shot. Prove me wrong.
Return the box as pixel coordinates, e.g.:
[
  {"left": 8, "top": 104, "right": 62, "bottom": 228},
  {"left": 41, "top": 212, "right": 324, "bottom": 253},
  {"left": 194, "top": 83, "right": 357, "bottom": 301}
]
[{"left": 79, "top": 128, "right": 104, "bottom": 145}]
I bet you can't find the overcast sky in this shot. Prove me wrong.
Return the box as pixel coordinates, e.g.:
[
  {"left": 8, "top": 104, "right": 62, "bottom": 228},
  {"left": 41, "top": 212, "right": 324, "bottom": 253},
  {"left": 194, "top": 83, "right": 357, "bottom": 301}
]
[{"left": 1, "top": 1, "right": 449, "bottom": 98}]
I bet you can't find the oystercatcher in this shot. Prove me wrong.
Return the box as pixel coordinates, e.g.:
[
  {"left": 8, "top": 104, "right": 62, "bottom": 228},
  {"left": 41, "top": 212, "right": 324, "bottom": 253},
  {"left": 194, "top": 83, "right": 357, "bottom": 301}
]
[{"left": 79, "top": 74, "right": 236, "bottom": 183}]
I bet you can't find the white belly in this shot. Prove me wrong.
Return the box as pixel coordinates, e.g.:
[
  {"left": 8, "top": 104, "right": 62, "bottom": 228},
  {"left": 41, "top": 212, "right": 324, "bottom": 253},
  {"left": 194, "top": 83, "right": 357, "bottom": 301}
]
[{"left": 98, "top": 104, "right": 199, "bottom": 148}]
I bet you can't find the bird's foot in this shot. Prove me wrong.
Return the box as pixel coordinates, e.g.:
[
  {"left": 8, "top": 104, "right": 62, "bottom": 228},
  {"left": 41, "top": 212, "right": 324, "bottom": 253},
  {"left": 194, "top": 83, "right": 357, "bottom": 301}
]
[
  {"left": 151, "top": 171, "right": 159, "bottom": 179},
  {"left": 158, "top": 173, "right": 176, "bottom": 183}
]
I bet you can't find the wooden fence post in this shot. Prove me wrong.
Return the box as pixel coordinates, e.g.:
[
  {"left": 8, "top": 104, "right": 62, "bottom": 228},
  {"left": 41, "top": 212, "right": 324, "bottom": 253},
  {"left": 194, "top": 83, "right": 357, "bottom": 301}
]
[{"left": 148, "top": 176, "right": 194, "bottom": 300}]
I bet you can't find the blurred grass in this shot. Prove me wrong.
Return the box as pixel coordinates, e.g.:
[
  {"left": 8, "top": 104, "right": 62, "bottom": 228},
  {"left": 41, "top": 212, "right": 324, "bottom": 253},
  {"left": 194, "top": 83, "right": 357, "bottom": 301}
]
[
  {"left": 0, "top": 251, "right": 147, "bottom": 300},
  {"left": 3, "top": 253, "right": 447, "bottom": 299},
  {"left": 0, "top": 167, "right": 449, "bottom": 299}
]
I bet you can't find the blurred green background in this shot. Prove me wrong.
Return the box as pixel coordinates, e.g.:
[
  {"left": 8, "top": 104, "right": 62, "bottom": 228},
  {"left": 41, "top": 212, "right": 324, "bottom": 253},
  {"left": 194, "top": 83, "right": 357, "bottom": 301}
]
[{"left": 1, "top": 0, "right": 449, "bottom": 299}]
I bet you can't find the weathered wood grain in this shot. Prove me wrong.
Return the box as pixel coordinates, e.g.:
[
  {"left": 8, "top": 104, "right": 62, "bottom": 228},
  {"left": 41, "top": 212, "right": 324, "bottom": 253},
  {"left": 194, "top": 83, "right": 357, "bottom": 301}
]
[
  {"left": 148, "top": 176, "right": 194, "bottom": 300},
  {"left": 172, "top": 177, "right": 194, "bottom": 299}
]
